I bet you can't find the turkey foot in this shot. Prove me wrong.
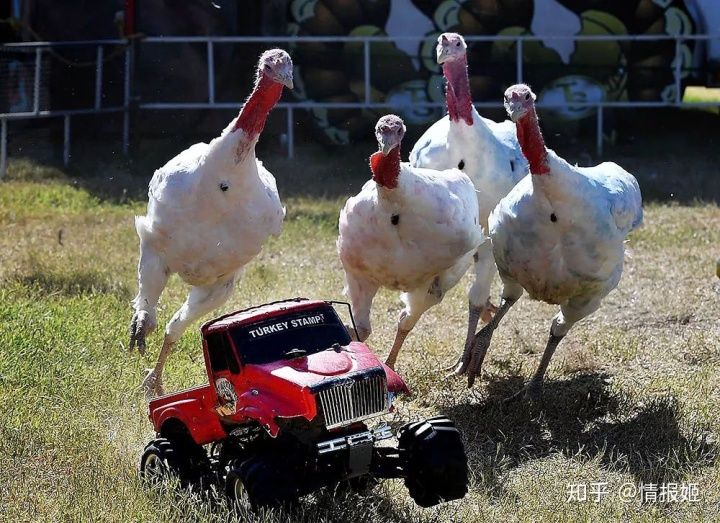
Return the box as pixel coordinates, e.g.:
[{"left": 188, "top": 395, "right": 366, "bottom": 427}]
[
  {"left": 452, "top": 323, "right": 493, "bottom": 387},
  {"left": 450, "top": 299, "right": 494, "bottom": 372},
  {"left": 141, "top": 369, "right": 164, "bottom": 400},
  {"left": 129, "top": 310, "right": 151, "bottom": 355},
  {"left": 449, "top": 297, "right": 517, "bottom": 385}
]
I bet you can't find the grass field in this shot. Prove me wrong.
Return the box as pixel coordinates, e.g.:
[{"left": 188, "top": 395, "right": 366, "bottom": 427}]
[{"left": 0, "top": 148, "right": 719, "bottom": 522}]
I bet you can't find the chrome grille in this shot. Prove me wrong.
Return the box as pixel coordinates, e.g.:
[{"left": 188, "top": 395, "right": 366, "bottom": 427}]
[{"left": 316, "top": 375, "right": 388, "bottom": 429}]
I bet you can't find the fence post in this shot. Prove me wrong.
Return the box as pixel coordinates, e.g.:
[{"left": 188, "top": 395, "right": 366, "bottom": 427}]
[
  {"left": 34, "top": 48, "right": 42, "bottom": 114},
  {"left": 1, "top": 119, "right": 7, "bottom": 180},
  {"left": 516, "top": 38, "right": 523, "bottom": 84},
  {"left": 95, "top": 45, "right": 104, "bottom": 110},
  {"left": 674, "top": 37, "right": 682, "bottom": 105},
  {"left": 63, "top": 115, "right": 71, "bottom": 166},
  {"left": 596, "top": 105, "right": 603, "bottom": 157},
  {"left": 287, "top": 107, "right": 294, "bottom": 159},
  {"left": 363, "top": 39, "right": 371, "bottom": 105},
  {"left": 207, "top": 40, "right": 215, "bottom": 104},
  {"left": 123, "top": 42, "right": 131, "bottom": 155}
]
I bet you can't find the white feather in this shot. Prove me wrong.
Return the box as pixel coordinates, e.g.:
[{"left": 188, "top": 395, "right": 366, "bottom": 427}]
[
  {"left": 410, "top": 110, "right": 528, "bottom": 229},
  {"left": 137, "top": 125, "right": 284, "bottom": 288},
  {"left": 490, "top": 149, "right": 643, "bottom": 308},
  {"left": 337, "top": 162, "right": 485, "bottom": 338}
]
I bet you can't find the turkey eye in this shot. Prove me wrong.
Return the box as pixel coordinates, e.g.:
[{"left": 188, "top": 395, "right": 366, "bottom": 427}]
[
  {"left": 396, "top": 128, "right": 401, "bottom": 134},
  {"left": 455, "top": 42, "right": 460, "bottom": 47},
  {"left": 525, "top": 93, "right": 530, "bottom": 100}
]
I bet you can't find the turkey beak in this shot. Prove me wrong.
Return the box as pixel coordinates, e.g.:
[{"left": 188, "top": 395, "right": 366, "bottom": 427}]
[
  {"left": 381, "top": 140, "right": 396, "bottom": 156},
  {"left": 437, "top": 46, "right": 449, "bottom": 64},
  {"left": 379, "top": 132, "right": 399, "bottom": 156},
  {"left": 278, "top": 72, "right": 294, "bottom": 90},
  {"left": 437, "top": 34, "right": 451, "bottom": 64},
  {"left": 505, "top": 99, "right": 520, "bottom": 122}
]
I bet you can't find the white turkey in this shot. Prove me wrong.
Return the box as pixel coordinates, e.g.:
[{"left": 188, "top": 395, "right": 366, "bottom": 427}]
[
  {"left": 129, "top": 49, "right": 293, "bottom": 398},
  {"left": 410, "top": 32, "right": 528, "bottom": 356},
  {"left": 338, "top": 114, "right": 485, "bottom": 369},
  {"left": 453, "top": 84, "right": 643, "bottom": 401}
]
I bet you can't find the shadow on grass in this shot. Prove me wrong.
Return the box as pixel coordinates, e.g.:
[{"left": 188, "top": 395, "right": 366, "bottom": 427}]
[
  {"left": 300, "top": 487, "right": 420, "bottom": 523},
  {"left": 442, "top": 372, "right": 717, "bottom": 493}
]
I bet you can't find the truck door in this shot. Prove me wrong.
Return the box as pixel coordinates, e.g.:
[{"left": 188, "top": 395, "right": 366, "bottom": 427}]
[{"left": 204, "top": 331, "right": 241, "bottom": 416}]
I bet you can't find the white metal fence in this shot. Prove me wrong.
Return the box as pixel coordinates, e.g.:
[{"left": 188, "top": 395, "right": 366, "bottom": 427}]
[
  {"left": 1, "top": 33, "right": 719, "bottom": 179},
  {"left": 1, "top": 38, "right": 131, "bottom": 178}
]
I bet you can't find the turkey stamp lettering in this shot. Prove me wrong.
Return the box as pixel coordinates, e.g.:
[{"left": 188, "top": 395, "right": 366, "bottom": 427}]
[{"left": 247, "top": 313, "right": 326, "bottom": 339}]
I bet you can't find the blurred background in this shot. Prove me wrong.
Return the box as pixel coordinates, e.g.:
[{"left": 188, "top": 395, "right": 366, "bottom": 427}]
[{"left": 1, "top": 0, "right": 719, "bottom": 199}]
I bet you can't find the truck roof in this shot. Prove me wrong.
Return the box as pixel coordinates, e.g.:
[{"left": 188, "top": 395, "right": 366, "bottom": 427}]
[{"left": 201, "top": 297, "right": 328, "bottom": 335}]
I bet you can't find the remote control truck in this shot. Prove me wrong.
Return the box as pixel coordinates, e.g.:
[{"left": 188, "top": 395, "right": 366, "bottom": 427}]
[{"left": 139, "top": 298, "right": 468, "bottom": 508}]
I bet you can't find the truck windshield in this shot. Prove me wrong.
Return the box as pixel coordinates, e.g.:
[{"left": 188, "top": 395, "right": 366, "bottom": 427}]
[{"left": 229, "top": 306, "right": 352, "bottom": 365}]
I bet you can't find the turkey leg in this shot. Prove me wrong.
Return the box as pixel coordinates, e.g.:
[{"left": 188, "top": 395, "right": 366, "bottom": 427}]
[
  {"left": 505, "top": 330, "right": 564, "bottom": 403},
  {"left": 452, "top": 297, "right": 517, "bottom": 386}
]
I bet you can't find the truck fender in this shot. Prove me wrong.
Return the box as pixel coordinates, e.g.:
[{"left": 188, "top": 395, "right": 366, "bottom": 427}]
[
  {"left": 236, "top": 387, "right": 317, "bottom": 438},
  {"left": 154, "top": 407, "right": 192, "bottom": 437},
  {"left": 382, "top": 364, "right": 410, "bottom": 395},
  {"left": 153, "top": 400, "right": 226, "bottom": 445}
]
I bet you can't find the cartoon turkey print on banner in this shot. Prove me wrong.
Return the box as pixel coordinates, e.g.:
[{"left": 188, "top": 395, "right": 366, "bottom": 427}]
[
  {"left": 288, "top": 0, "right": 444, "bottom": 144},
  {"left": 418, "top": 0, "right": 696, "bottom": 120},
  {"left": 289, "top": 0, "right": 697, "bottom": 143}
]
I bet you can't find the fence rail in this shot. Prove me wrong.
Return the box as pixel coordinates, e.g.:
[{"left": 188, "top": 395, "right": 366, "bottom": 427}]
[
  {"left": 2, "top": 33, "right": 720, "bottom": 178},
  {"left": 0, "top": 38, "right": 131, "bottom": 177}
]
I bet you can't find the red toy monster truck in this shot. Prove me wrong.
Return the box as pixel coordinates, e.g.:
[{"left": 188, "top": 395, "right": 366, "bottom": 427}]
[{"left": 139, "top": 298, "right": 468, "bottom": 508}]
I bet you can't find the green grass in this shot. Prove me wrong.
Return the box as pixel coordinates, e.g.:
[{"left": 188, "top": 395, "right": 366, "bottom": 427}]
[{"left": 1, "top": 157, "right": 719, "bottom": 522}]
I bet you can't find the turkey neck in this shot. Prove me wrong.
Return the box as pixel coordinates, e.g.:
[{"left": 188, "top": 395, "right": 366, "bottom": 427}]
[
  {"left": 443, "top": 57, "right": 473, "bottom": 126},
  {"left": 516, "top": 108, "right": 550, "bottom": 175},
  {"left": 370, "top": 147, "right": 401, "bottom": 190},
  {"left": 232, "top": 74, "right": 283, "bottom": 138}
]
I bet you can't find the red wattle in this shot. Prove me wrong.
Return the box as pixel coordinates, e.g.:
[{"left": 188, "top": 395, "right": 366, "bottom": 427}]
[
  {"left": 370, "top": 148, "right": 401, "bottom": 189},
  {"left": 517, "top": 111, "right": 550, "bottom": 175},
  {"left": 232, "top": 75, "right": 284, "bottom": 137},
  {"left": 442, "top": 58, "right": 473, "bottom": 126}
]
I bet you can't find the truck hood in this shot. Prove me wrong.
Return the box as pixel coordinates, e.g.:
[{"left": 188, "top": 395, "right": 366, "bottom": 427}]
[
  {"left": 243, "top": 341, "right": 408, "bottom": 393},
  {"left": 233, "top": 341, "right": 408, "bottom": 437}
]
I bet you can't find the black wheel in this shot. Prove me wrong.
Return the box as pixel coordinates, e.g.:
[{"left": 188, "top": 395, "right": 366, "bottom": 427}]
[
  {"left": 225, "top": 462, "right": 252, "bottom": 511},
  {"left": 398, "top": 416, "right": 469, "bottom": 507},
  {"left": 139, "top": 437, "right": 207, "bottom": 487},
  {"left": 225, "top": 456, "right": 299, "bottom": 508}
]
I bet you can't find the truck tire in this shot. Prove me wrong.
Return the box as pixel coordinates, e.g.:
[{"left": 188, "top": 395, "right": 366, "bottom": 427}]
[
  {"left": 225, "top": 456, "right": 298, "bottom": 508},
  {"left": 398, "top": 416, "right": 469, "bottom": 507},
  {"left": 139, "top": 437, "right": 205, "bottom": 487}
]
